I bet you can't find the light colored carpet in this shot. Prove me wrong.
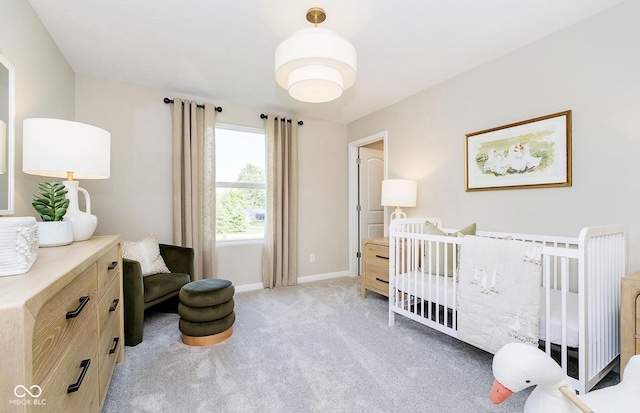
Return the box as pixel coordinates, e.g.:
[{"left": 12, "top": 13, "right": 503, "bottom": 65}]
[{"left": 103, "top": 276, "right": 535, "bottom": 412}]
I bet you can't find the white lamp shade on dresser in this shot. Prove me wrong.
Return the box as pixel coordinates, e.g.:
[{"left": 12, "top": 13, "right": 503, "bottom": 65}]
[{"left": 22, "top": 118, "right": 110, "bottom": 179}]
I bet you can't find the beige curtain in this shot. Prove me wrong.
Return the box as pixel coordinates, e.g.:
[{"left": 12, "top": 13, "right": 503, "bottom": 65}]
[
  {"left": 262, "top": 115, "right": 299, "bottom": 288},
  {"left": 170, "top": 99, "right": 217, "bottom": 280}
]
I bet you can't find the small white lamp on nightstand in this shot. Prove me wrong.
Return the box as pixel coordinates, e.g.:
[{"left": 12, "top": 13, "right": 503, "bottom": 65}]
[
  {"left": 381, "top": 179, "right": 417, "bottom": 220},
  {"left": 23, "top": 118, "right": 111, "bottom": 241}
]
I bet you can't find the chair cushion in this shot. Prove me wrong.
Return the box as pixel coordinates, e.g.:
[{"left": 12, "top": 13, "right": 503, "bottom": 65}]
[
  {"left": 178, "top": 299, "right": 234, "bottom": 323},
  {"left": 143, "top": 272, "right": 191, "bottom": 303},
  {"left": 179, "top": 279, "right": 234, "bottom": 307},
  {"left": 179, "top": 312, "right": 236, "bottom": 337}
]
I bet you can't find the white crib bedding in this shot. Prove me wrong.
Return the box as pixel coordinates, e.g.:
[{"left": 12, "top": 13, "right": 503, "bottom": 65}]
[{"left": 394, "top": 271, "right": 579, "bottom": 347}]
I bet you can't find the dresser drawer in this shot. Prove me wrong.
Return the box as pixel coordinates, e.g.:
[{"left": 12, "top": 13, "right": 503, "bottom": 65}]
[
  {"left": 32, "top": 264, "right": 98, "bottom": 384},
  {"left": 97, "top": 245, "right": 120, "bottom": 299},
  {"left": 38, "top": 312, "right": 99, "bottom": 413},
  {"left": 98, "top": 276, "right": 121, "bottom": 333},
  {"left": 363, "top": 243, "right": 390, "bottom": 268},
  {"left": 99, "top": 311, "right": 121, "bottom": 401}
]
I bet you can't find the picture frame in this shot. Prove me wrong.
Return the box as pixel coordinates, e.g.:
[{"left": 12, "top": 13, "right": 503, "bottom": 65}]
[{"left": 465, "top": 110, "right": 572, "bottom": 191}]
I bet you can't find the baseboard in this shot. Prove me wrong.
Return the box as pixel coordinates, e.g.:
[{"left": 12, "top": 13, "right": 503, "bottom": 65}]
[
  {"left": 235, "top": 282, "right": 264, "bottom": 293},
  {"left": 298, "top": 271, "right": 350, "bottom": 284},
  {"left": 234, "top": 271, "right": 352, "bottom": 293}
]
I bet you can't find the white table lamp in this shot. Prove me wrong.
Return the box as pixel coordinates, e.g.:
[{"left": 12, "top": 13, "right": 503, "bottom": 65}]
[
  {"left": 23, "top": 118, "right": 110, "bottom": 241},
  {"left": 381, "top": 179, "right": 417, "bottom": 220}
]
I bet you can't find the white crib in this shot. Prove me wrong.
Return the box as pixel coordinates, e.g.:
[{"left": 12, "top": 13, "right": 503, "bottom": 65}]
[{"left": 388, "top": 217, "right": 626, "bottom": 394}]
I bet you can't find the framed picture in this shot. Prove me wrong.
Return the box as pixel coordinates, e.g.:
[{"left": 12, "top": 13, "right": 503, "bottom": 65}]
[{"left": 465, "top": 110, "right": 572, "bottom": 191}]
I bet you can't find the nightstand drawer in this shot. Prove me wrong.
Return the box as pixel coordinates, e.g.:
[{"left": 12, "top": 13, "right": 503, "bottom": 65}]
[
  {"left": 364, "top": 265, "right": 390, "bottom": 293},
  {"left": 361, "top": 238, "right": 390, "bottom": 298},
  {"left": 363, "top": 243, "right": 390, "bottom": 268},
  {"left": 636, "top": 296, "right": 640, "bottom": 334}
]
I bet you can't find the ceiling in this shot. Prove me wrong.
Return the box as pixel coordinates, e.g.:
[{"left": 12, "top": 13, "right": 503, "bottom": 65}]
[{"left": 27, "top": 0, "right": 625, "bottom": 124}]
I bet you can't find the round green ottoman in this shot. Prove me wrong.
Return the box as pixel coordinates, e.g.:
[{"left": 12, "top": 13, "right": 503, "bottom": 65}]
[{"left": 178, "top": 279, "right": 235, "bottom": 346}]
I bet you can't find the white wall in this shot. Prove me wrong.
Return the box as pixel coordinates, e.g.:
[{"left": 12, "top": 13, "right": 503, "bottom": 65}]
[
  {"left": 0, "top": 0, "right": 350, "bottom": 289},
  {"left": 0, "top": 0, "right": 76, "bottom": 217},
  {"left": 75, "top": 76, "right": 349, "bottom": 287},
  {"left": 347, "top": 0, "right": 640, "bottom": 272}
]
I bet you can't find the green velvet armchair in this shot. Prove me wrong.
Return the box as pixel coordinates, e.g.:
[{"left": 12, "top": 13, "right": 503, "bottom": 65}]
[{"left": 123, "top": 244, "right": 194, "bottom": 346}]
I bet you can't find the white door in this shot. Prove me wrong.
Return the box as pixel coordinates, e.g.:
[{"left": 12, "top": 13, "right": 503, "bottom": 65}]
[{"left": 358, "top": 146, "right": 384, "bottom": 275}]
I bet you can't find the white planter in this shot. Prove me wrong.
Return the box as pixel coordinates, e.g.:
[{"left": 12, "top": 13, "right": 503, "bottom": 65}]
[
  {"left": 0, "top": 217, "right": 39, "bottom": 276},
  {"left": 37, "top": 221, "right": 73, "bottom": 247}
]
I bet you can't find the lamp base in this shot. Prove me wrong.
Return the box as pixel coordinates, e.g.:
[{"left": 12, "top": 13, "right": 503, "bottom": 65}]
[
  {"left": 63, "top": 211, "right": 97, "bottom": 241},
  {"left": 390, "top": 207, "right": 406, "bottom": 221},
  {"left": 62, "top": 180, "right": 97, "bottom": 241}
]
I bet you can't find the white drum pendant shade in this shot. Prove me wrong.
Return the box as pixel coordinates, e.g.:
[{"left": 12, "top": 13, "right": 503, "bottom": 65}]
[{"left": 275, "top": 27, "right": 357, "bottom": 103}]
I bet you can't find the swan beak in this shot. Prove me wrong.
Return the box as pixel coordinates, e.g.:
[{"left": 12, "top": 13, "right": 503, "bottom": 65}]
[{"left": 490, "top": 379, "right": 514, "bottom": 404}]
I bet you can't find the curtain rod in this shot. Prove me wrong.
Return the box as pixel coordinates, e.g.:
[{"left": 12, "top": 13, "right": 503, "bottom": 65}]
[
  {"left": 260, "top": 113, "right": 303, "bottom": 126},
  {"left": 163, "top": 97, "right": 222, "bottom": 112}
]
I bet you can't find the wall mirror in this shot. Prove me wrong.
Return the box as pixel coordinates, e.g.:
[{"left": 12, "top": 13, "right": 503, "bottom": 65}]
[{"left": 0, "top": 54, "right": 14, "bottom": 215}]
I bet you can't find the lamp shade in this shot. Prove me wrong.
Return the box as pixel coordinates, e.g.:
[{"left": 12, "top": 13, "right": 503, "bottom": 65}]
[
  {"left": 0, "top": 120, "right": 6, "bottom": 174},
  {"left": 275, "top": 26, "right": 357, "bottom": 103},
  {"left": 381, "top": 179, "right": 417, "bottom": 207},
  {"left": 23, "top": 118, "right": 110, "bottom": 179}
]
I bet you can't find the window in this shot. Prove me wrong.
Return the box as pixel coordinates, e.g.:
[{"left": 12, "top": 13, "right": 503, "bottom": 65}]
[{"left": 215, "top": 124, "right": 266, "bottom": 241}]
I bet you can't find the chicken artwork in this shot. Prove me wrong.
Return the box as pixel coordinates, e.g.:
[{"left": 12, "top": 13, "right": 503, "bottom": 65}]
[{"left": 483, "top": 143, "right": 543, "bottom": 176}]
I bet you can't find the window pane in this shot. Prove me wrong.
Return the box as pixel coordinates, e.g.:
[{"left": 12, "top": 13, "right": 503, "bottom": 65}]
[
  {"left": 216, "top": 128, "right": 265, "bottom": 182},
  {"left": 215, "top": 126, "right": 266, "bottom": 241},
  {"left": 215, "top": 187, "right": 265, "bottom": 241}
]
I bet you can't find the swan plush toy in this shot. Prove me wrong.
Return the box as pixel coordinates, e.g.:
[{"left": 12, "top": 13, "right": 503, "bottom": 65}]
[{"left": 491, "top": 342, "right": 640, "bottom": 413}]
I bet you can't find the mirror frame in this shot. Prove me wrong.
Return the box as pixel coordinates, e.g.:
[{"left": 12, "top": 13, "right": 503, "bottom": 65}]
[{"left": 0, "top": 54, "right": 14, "bottom": 215}]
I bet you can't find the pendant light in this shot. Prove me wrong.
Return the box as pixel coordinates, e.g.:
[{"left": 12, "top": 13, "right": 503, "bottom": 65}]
[{"left": 275, "top": 7, "right": 357, "bottom": 103}]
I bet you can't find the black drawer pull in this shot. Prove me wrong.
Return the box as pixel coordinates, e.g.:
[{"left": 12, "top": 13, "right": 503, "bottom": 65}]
[
  {"left": 109, "top": 298, "right": 119, "bottom": 312},
  {"left": 375, "top": 277, "right": 389, "bottom": 284},
  {"left": 66, "top": 296, "right": 90, "bottom": 319},
  {"left": 109, "top": 337, "right": 120, "bottom": 354},
  {"left": 108, "top": 261, "right": 118, "bottom": 270},
  {"left": 375, "top": 255, "right": 389, "bottom": 260},
  {"left": 67, "top": 359, "right": 91, "bottom": 393}
]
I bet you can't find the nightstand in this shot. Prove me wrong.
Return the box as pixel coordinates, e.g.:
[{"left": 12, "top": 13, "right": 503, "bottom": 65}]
[
  {"left": 361, "top": 237, "right": 390, "bottom": 298},
  {"left": 621, "top": 270, "right": 640, "bottom": 377}
]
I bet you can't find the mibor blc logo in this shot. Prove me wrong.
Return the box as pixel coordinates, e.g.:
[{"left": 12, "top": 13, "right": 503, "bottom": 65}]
[{"left": 9, "top": 385, "right": 47, "bottom": 406}]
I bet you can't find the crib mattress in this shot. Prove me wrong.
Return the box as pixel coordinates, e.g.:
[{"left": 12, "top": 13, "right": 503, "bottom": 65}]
[{"left": 394, "top": 271, "right": 579, "bottom": 347}]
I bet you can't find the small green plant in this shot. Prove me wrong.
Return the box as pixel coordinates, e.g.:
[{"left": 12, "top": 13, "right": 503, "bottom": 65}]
[{"left": 32, "top": 182, "right": 70, "bottom": 221}]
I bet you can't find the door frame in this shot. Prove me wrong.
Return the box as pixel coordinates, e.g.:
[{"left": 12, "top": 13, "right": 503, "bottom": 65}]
[{"left": 348, "top": 131, "right": 388, "bottom": 277}]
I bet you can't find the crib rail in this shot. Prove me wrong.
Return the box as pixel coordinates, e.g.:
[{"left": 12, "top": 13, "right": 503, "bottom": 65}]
[
  {"left": 579, "top": 225, "right": 627, "bottom": 393},
  {"left": 388, "top": 218, "right": 626, "bottom": 394}
]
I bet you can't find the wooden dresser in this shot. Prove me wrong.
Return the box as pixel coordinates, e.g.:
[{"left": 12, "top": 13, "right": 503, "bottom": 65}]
[
  {"left": 361, "top": 237, "right": 390, "bottom": 298},
  {"left": 621, "top": 270, "right": 640, "bottom": 378},
  {"left": 0, "top": 235, "right": 123, "bottom": 413}
]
